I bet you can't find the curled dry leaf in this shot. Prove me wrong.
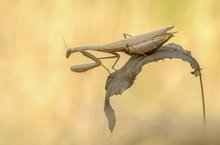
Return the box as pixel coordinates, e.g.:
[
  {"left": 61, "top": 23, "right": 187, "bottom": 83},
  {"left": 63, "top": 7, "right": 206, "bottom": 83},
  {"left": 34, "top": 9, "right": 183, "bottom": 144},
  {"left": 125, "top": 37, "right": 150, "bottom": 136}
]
[{"left": 104, "top": 43, "right": 203, "bottom": 132}]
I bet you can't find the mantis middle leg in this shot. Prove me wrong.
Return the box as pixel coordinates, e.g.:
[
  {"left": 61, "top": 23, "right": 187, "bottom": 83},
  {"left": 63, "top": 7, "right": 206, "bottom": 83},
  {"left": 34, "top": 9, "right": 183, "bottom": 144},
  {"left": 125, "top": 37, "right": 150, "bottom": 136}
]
[{"left": 98, "top": 52, "right": 120, "bottom": 70}]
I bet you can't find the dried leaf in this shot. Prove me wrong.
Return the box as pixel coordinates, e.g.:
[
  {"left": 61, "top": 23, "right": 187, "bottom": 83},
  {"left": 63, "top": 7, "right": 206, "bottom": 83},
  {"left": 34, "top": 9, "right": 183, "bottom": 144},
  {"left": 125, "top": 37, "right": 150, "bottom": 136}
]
[{"left": 104, "top": 43, "right": 202, "bottom": 132}]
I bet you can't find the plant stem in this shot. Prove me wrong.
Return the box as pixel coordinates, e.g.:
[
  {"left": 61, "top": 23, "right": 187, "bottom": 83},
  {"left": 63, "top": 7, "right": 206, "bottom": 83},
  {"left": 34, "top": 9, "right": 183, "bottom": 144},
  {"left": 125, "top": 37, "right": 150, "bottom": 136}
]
[{"left": 199, "top": 74, "right": 206, "bottom": 127}]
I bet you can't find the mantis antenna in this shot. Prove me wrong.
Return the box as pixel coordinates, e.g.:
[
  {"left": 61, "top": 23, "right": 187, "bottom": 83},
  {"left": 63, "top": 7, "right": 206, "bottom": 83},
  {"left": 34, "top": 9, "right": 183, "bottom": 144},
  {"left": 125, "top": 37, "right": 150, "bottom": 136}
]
[{"left": 59, "top": 32, "right": 68, "bottom": 50}]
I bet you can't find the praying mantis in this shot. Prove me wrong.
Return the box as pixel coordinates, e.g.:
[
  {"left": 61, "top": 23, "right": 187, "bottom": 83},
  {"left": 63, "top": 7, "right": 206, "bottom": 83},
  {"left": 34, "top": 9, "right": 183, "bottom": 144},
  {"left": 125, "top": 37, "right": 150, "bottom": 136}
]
[{"left": 65, "top": 26, "right": 175, "bottom": 73}]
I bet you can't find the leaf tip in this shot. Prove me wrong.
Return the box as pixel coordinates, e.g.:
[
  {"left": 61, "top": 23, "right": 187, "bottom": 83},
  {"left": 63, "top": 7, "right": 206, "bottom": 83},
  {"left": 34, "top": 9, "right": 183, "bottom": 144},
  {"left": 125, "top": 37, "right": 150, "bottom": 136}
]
[
  {"left": 191, "top": 68, "right": 202, "bottom": 77},
  {"left": 104, "top": 99, "right": 116, "bottom": 132}
]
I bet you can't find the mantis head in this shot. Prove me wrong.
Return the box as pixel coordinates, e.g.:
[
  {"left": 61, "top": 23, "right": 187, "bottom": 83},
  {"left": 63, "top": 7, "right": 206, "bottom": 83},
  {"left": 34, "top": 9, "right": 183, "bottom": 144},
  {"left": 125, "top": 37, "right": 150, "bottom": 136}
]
[
  {"left": 59, "top": 32, "right": 73, "bottom": 59},
  {"left": 66, "top": 47, "right": 80, "bottom": 58},
  {"left": 66, "top": 48, "right": 72, "bottom": 58}
]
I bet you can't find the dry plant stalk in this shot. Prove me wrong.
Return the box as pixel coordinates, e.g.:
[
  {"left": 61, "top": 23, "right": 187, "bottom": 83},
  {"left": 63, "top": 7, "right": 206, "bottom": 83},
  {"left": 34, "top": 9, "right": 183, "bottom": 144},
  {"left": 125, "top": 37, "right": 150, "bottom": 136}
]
[{"left": 104, "top": 43, "right": 205, "bottom": 132}]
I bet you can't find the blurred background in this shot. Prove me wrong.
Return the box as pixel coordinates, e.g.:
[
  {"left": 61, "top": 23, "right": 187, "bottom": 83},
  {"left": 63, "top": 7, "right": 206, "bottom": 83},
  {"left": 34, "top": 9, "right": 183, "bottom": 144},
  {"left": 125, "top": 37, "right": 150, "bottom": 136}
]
[{"left": 1, "top": 0, "right": 220, "bottom": 144}]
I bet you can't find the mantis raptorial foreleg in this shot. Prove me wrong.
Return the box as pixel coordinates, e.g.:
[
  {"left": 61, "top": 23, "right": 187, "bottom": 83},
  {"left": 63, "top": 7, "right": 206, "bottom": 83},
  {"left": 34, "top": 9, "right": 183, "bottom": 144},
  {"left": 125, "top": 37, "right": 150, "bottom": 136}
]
[
  {"left": 71, "top": 50, "right": 118, "bottom": 73},
  {"left": 70, "top": 50, "right": 102, "bottom": 72}
]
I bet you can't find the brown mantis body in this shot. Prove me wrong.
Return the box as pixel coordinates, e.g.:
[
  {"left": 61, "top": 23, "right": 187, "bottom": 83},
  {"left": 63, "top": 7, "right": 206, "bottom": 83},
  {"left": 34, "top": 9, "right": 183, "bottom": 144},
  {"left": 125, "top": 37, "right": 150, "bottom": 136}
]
[{"left": 65, "top": 26, "right": 175, "bottom": 72}]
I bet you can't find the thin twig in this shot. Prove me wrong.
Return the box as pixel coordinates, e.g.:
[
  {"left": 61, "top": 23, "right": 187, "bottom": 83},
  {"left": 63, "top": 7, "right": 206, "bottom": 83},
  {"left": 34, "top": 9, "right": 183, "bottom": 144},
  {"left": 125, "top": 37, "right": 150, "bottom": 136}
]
[{"left": 199, "top": 74, "right": 206, "bottom": 127}]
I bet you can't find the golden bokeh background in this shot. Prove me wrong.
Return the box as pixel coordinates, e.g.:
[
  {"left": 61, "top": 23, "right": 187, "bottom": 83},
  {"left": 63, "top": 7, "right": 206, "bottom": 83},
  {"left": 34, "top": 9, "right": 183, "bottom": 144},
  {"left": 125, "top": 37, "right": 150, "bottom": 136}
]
[{"left": 1, "top": 0, "right": 220, "bottom": 144}]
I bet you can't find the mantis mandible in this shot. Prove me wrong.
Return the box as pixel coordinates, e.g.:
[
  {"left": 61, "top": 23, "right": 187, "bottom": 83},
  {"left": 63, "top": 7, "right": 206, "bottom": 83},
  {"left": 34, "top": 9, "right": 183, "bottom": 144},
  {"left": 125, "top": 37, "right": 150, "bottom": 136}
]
[{"left": 65, "top": 26, "right": 175, "bottom": 73}]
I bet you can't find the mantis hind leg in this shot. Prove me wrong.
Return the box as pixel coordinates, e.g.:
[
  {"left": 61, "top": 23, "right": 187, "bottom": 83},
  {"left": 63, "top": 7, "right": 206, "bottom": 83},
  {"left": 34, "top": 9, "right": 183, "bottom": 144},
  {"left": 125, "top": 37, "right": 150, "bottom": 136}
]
[
  {"left": 124, "top": 33, "right": 133, "bottom": 38},
  {"left": 98, "top": 52, "right": 120, "bottom": 71},
  {"left": 123, "top": 33, "right": 147, "bottom": 56},
  {"left": 123, "top": 33, "right": 132, "bottom": 54}
]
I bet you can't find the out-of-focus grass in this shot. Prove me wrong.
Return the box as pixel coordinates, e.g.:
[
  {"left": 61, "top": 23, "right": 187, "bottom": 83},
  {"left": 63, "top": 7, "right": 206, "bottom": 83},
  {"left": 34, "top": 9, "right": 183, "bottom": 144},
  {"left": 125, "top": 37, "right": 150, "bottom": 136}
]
[{"left": 0, "top": 0, "right": 220, "bottom": 144}]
